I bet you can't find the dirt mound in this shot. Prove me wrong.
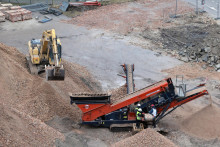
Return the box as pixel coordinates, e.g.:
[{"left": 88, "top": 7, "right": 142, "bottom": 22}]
[
  {"left": 0, "top": 103, "right": 65, "bottom": 146},
  {"left": 181, "top": 105, "right": 220, "bottom": 140},
  {"left": 113, "top": 128, "right": 176, "bottom": 147},
  {"left": 0, "top": 43, "right": 101, "bottom": 146}
]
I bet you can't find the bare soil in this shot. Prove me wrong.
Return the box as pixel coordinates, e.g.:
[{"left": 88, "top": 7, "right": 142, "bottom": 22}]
[
  {"left": 66, "top": 0, "right": 193, "bottom": 35},
  {"left": 162, "top": 62, "right": 220, "bottom": 80}
]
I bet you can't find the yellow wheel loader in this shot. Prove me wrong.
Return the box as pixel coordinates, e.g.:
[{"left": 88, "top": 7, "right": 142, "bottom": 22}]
[{"left": 26, "top": 29, "right": 65, "bottom": 80}]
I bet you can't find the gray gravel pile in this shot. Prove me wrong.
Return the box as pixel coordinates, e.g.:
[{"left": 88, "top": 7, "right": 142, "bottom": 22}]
[
  {"left": 161, "top": 16, "right": 220, "bottom": 71},
  {"left": 113, "top": 128, "right": 177, "bottom": 147},
  {"left": 142, "top": 13, "right": 220, "bottom": 72}
]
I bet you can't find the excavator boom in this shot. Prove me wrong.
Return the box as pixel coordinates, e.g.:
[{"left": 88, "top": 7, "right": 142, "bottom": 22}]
[{"left": 26, "top": 29, "right": 65, "bottom": 80}]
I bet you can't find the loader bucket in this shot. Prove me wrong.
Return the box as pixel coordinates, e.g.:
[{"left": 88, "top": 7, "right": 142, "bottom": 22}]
[{"left": 46, "top": 66, "right": 65, "bottom": 81}]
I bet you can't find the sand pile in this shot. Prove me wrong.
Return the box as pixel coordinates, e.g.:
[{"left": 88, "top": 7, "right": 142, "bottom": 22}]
[
  {"left": 0, "top": 43, "right": 101, "bottom": 146},
  {"left": 181, "top": 105, "right": 220, "bottom": 140},
  {"left": 113, "top": 128, "right": 176, "bottom": 147}
]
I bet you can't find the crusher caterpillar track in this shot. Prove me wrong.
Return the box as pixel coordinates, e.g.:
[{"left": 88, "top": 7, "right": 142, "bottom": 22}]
[
  {"left": 26, "top": 29, "right": 65, "bottom": 80},
  {"left": 70, "top": 64, "right": 208, "bottom": 131}
]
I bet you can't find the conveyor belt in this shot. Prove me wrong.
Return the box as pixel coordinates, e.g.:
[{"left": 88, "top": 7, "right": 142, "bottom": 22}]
[
  {"left": 126, "top": 64, "right": 134, "bottom": 94},
  {"left": 70, "top": 93, "right": 109, "bottom": 97},
  {"left": 110, "top": 124, "right": 133, "bottom": 132},
  {"left": 70, "top": 93, "right": 110, "bottom": 104},
  {"left": 112, "top": 80, "right": 167, "bottom": 106}
]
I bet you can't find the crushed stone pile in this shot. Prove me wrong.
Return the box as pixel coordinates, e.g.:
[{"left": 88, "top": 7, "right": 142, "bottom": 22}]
[
  {"left": 143, "top": 13, "right": 220, "bottom": 71},
  {"left": 0, "top": 103, "right": 65, "bottom": 146},
  {"left": 0, "top": 43, "right": 101, "bottom": 146},
  {"left": 181, "top": 105, "right": 220, "bottom": 140},
  {"left": 113, "top": 128, "right": 177, "bottom": 147},
  {"left": 110, "top": 84, "right": 127, "bottom": 103}
]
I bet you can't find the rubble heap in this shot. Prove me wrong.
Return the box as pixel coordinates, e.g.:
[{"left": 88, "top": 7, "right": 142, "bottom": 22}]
[
  {"left": 142, "top": 13, "right": 220, "bottom": 71},
  {"left": 161, "top": 15, "right": 220, "bottom": 71}
]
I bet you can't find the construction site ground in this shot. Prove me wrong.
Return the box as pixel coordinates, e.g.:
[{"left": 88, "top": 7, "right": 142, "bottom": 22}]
[{"left": 0, "top": 0, "right": 220, "bottom": 146}]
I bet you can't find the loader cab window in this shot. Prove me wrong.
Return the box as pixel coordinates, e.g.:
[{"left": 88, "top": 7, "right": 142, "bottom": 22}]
[
  {"left": 49, "top": 46, "right": 54, "bottom": 61},
  {"left": 31, "top": 39, "right": 40, "bottom": 48},
  {"left": 57, "top": 44, "right": 62, "bottom": 59}
]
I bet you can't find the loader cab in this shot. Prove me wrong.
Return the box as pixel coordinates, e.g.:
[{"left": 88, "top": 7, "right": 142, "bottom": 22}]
[{"left": 31, "top": 39, "right": 41, "bottom": 48}]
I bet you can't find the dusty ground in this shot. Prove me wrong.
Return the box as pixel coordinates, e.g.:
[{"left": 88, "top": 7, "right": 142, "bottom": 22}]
[
  {"left": 0, "top": 43, "right": 104, "bottom": 146},
  {"left": 160, "top": 62, "right": 220, "bottom": 146},
  {"left": 65, "top": 0, "right": 220, "bottom": 146},
  {"left": 0, "top": 11, "right": 180, "bottom": 91},
  {"left": 0, "top": 0, "right": 220, "bottom": 146},
  {"left": 67, "top": 0, "right": 193, "bottom": 35}
]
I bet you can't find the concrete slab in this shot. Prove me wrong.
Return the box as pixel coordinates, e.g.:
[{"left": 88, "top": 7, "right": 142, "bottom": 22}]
[{"left": 0, "top": 12, "right": 182, "bottom": 90}]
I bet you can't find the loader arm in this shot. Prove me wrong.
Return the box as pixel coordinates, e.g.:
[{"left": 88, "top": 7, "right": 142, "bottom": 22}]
[
  {"left": 40, "top": 29, "right": 61, "bottom": 66},
  {"left": 27, "top": 29, "right": 65, "bottom": 80}
]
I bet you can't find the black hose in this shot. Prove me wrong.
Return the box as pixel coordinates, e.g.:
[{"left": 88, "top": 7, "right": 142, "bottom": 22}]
[{"left": 155, "top": 102, "right": 171, "bottom": 124}]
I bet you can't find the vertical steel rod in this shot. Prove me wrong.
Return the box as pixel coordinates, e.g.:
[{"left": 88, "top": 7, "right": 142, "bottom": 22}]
[
  {"left": 196, "top": 0, "right": 198, "bottom": 14},
  {"left": 175, "top": 0, "right": 177, "bottom": 17},
  {"left": 218, "top": 0, "right": 220, "bottom": 19}
]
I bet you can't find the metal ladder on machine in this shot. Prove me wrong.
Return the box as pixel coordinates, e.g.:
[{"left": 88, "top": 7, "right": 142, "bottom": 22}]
[{"left": 175, "top": 75, "right": 186, "bottom": 97}]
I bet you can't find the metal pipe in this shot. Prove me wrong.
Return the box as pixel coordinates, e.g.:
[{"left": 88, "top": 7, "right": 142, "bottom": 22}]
[
  {"left": 196, "top": 0, "right": 199, "bottom": 14},
  {"left": 175, "top": 0, "right": 177, "bottom": 17},
  {"left": 217, "top": 0, "right": 220, "bottom": 19}
]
